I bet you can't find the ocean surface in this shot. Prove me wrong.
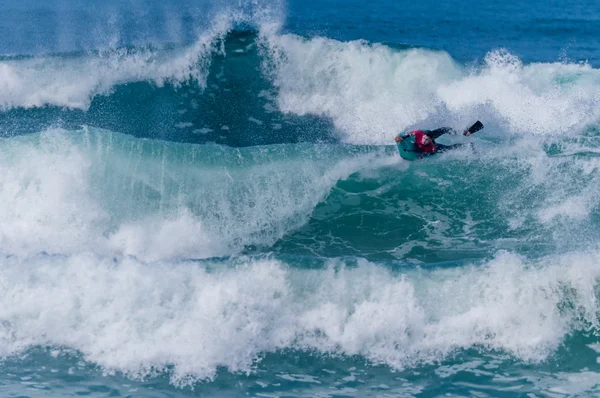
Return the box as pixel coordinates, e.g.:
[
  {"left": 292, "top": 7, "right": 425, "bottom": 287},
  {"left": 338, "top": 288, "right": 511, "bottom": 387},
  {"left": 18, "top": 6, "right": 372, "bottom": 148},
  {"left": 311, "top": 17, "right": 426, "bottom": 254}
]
[{"left": 1, "top": 0, "right": 600, "bottom": 396}]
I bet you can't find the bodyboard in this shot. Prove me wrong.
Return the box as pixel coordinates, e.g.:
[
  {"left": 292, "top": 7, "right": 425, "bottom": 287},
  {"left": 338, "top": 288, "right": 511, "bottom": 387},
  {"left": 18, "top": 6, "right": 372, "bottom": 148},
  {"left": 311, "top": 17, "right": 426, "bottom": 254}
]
[{"left": 396, "top": 135, "right": 422, "bottom": 161}]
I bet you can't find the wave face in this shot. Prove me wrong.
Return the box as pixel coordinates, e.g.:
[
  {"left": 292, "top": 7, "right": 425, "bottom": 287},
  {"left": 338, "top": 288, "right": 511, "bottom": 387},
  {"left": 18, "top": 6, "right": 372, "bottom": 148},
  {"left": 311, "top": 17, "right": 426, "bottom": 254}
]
[
  {"left": 0, "top": 128, "right": 383, "bottom": 260},
  {"left": 2, "top": 0, "right": 600, "bottom": 396}
]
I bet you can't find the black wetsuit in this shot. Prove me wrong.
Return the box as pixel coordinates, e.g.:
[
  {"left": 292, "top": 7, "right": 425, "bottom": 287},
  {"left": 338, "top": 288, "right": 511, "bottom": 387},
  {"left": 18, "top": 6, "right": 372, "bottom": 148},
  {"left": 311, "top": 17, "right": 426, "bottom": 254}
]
[
  {"left": 426, "top": 127, "right": 464, "bottom": 153},
  {"left": 400, "top": 127, "right": 464, "bottom": 154}
]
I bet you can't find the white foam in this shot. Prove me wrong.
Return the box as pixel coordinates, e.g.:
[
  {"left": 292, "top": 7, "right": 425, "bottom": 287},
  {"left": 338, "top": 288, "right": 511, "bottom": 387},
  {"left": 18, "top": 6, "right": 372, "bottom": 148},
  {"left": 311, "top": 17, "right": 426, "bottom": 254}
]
[
  {"left": 537, "top": 371, "right": 600, "bottom": 396},
  {"left": 193, "top": 127, "right": 214, "bottom": 134},
  {"left": 107, "top": 211, "right": 227, "bottom": 261},
  {"left": 0, "top": 131, "right": 105, "bottom": 255},
  {"left": 261, "top": 34, "right": 600, "bottom": 144},
  {"left": 478, "top": 135, "right": 600, "bottom": 228},
  {"left": 0, "top": 250, "right": 598, "bottom": 386},
  {"left": 0, "top": 127, "right": 378, "bottom": 260}
]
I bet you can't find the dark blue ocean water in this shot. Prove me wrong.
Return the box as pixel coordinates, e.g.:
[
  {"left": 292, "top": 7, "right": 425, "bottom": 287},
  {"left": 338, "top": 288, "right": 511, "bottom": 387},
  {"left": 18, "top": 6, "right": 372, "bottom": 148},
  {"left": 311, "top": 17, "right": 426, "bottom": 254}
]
[{"left": 2, "top": 0, "right": 600, "bottom": 396}]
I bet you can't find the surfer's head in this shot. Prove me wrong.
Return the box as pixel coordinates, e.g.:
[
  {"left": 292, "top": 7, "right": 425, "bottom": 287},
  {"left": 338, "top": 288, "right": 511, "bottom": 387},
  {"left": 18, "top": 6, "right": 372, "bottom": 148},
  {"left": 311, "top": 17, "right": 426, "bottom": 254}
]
[{"left": 413, "top": 130, "right": 436, "bottom": 153}]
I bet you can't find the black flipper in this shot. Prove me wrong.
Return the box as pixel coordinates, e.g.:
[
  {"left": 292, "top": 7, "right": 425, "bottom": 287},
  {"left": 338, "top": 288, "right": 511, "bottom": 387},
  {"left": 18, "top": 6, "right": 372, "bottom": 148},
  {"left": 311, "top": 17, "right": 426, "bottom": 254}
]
[{"left": 464, "top": 120, "right": 484, "bottom": 136}]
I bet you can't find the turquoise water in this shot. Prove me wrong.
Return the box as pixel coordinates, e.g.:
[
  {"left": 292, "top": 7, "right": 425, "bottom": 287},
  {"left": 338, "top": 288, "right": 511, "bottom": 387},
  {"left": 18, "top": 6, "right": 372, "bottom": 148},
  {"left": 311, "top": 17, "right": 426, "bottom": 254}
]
[{"left": 2, "top": 0, "right": 600, "bottom": 396}]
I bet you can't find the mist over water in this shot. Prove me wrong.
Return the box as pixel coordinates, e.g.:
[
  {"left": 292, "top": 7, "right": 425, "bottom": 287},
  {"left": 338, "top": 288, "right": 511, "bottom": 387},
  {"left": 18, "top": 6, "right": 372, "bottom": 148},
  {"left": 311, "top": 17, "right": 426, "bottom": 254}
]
[{"left": 1, "top": 0, "right": 600, "bottom": 396}]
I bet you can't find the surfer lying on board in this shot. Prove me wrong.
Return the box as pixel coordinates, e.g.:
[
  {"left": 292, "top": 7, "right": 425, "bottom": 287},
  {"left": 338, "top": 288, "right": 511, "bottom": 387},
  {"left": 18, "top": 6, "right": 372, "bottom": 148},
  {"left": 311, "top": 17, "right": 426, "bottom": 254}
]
[{"left": 395, "top": 121, "right": 484, "bottom": 156}]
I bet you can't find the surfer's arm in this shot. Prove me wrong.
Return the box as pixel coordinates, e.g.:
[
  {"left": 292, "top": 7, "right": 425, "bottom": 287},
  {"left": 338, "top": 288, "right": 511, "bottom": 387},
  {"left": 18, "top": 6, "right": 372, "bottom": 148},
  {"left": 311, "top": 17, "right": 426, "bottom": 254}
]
[
  {"left": 426, "top": 127, "right": 457, "bottom": 140},
  {"left": 395, "top": 133, "right": 411, "bottom": 143}
]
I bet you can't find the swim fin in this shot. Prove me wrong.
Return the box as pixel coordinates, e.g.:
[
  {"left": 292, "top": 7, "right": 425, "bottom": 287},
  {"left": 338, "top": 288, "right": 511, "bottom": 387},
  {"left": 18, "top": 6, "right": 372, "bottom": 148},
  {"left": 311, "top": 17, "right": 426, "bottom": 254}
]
[{"left": 464, "top": 120, "right": 484, "bottom": 136}]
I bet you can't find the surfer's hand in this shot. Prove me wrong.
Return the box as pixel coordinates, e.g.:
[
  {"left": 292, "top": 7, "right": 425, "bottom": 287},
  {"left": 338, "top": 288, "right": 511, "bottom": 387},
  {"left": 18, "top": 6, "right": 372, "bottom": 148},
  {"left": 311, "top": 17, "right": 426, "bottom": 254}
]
[
  {"left": 395, "top": 135, "right": 404, "bottom": 143},
  {"left": 464, "top": 131, "right": 471, "bottom": 136}
]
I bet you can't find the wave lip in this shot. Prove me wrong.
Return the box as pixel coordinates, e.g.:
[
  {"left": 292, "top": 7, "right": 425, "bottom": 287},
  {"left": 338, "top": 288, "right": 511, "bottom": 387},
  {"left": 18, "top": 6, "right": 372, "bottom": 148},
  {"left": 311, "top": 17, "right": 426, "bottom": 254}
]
[
  {"left": 0, "top": 0, "right": 284, "bottom": 111},
  {"left": 0, "top": 33, "right": 217, "bottom": 111}
]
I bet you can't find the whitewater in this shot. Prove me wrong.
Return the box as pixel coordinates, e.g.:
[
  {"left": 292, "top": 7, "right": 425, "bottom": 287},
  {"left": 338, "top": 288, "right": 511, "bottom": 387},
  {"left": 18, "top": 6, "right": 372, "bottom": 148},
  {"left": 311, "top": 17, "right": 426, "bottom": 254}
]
[{"left": 1, "top": 0, "right": 600, "bottom": 396}]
